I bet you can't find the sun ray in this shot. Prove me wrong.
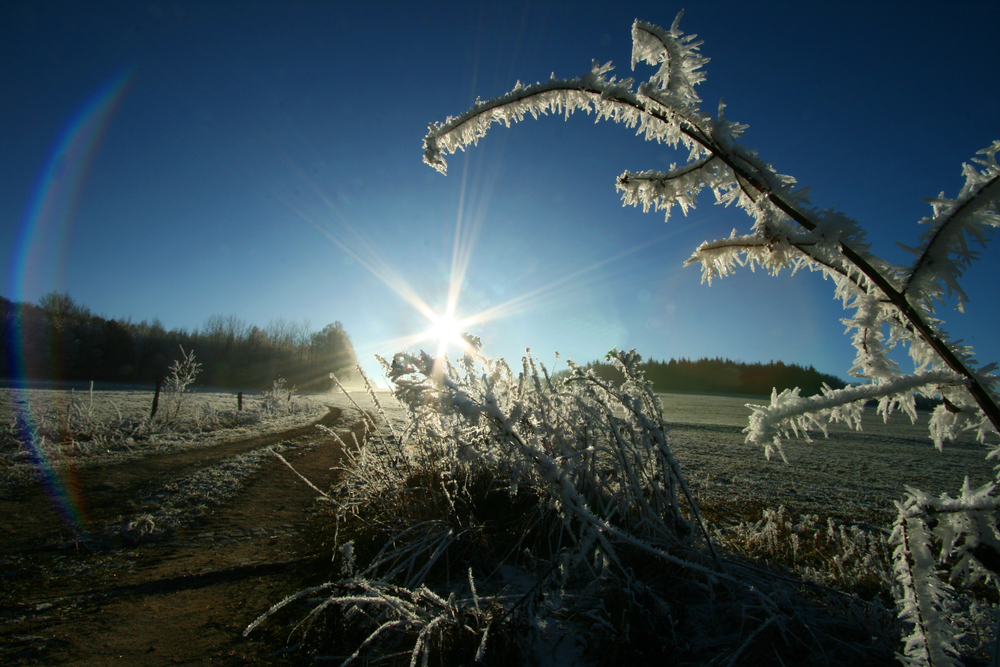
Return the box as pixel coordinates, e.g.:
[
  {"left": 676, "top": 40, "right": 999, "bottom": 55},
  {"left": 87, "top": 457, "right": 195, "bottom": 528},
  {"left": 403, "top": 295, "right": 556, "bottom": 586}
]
[
  {"left": 229, "top": 131, "right": 693, "bottom": 384},
  {"left": 444, "top": 231, "right": 677, "bottom": 331},
  {"left": 273, "top": 168, "right": 680, "bottom": 359}
]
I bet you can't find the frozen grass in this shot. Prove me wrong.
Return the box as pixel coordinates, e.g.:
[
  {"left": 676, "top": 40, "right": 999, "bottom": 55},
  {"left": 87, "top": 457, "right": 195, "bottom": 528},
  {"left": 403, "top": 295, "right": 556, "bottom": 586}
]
[
  {"left": 248, "top": 350, "right": 974, "bottom": 665},
  {"left": 666, "top": 407, "right": 995, "bottom": 526},
  {"left": 0, "top": 382, "right": 331, "bottom": 491},
  {"left": 5, "top": 370, "right": 994, "bottom": 662}
]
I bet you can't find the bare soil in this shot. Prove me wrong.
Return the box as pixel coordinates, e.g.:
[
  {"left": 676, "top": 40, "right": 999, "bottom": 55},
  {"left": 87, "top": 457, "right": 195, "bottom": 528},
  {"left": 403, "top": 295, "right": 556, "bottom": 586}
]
[{"left": 0, "top": 406, "right": 362, "bottom": 665}]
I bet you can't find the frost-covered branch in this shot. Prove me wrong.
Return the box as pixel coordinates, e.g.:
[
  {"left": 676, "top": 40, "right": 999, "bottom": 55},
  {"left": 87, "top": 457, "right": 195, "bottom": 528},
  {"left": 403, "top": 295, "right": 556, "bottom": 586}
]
[
  {"left": 745, "top": 369, "right": 964, "bottom": 461},
  {"left": 891, "top": 479, "right": 1000, "bottom": 666},
  {"left": 423, "top": 64, "right": 707, "bottom": 176},
  {"left": 422, "top": 13, "right": 1000, "bottom": 445},
  {"left": 901, "top": 142, "right": 1000, "bottom": 311},
  {"left": 630, "top": 14, "right": 709, "bottom": 106},
  {"left": 420, "top": 15, "right": 1000, "bottom": 664}
]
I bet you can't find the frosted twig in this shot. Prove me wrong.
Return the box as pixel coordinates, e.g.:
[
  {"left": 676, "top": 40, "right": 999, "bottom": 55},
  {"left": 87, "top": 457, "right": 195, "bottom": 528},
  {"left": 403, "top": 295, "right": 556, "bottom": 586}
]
[{"left": 271, "top": 448, "right": 331, "bottom": 500}]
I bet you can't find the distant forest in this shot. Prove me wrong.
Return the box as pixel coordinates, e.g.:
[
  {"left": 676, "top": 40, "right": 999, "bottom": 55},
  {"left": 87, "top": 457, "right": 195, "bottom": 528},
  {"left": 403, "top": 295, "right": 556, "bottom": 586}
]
[
  {"left": 579, "top": 356, "right": 847, "bottom": 397},
  {"left": 0, "top": 292, "right": 357, "bottom": 391}
]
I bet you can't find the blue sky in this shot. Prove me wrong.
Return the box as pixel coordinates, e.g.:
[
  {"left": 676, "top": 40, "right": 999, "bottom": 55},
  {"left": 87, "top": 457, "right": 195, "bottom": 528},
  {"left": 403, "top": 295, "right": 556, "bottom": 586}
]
[{"left": 2, "top": 1, "right": 998, "bottom": 386}]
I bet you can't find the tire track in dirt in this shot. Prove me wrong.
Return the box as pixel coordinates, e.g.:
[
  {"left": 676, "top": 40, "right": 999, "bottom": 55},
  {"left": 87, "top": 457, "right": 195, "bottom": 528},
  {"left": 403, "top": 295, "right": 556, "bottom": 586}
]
[
  {"left": 0, "top": 408, "right": 349, "bottom": 553},
  {"left": 1, "top": 406, "right": 368, "bottom": 665}
]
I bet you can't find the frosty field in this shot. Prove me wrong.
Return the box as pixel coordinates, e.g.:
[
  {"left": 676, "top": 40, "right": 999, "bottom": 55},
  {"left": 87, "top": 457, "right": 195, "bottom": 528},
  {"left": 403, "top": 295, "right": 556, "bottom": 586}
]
[
  {"left": 658, "top": 392, "right": 995, "bottom": 524},
  {"left": 0, "top": 382, "right": 331, "bottom": 470},
  {"left": 0, "top": 381, "right": 369, "bottom": 665},
  {"left": 1, "top": 383, "right": 989, "bottom": 523},
  {"left": 1, "top": 379, "right": 995, "bottom": 664}
]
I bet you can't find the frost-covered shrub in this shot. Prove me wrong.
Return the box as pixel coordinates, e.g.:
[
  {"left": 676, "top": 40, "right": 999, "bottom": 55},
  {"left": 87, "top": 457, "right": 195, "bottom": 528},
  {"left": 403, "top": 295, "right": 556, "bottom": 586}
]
[
  {"left": 257, "top": 377, "right": 298, "bottom": 416},
  {"left": 160, "top": 345, "right": 202, "bottom": 423},
  {"left": 364, "top": 346, "right": 708, "bottom": 580},
  {"left": 421, "top": 13, "right": 999, "bottom": 665},
  {"left": 250, "top": 350, "right": 895, "bottom": 664},
  {"left": 196, "top": 400, "right": 222, "bottom": 429},
  {"left": 711, "top": 504, "right": 893, "bottom": 600}
]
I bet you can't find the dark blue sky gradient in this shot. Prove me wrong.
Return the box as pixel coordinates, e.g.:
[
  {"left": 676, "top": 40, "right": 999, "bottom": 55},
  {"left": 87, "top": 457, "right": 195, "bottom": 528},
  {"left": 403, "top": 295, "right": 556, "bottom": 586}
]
[{"left": 2, "top": 1, "right": 998, "bottom": 384}]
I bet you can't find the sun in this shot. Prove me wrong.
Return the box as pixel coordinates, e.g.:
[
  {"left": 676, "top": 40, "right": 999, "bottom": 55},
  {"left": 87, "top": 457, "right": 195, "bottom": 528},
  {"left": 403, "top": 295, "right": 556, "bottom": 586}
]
[{"left": 426, "top": 313, "right": 467, "bottom": 355}]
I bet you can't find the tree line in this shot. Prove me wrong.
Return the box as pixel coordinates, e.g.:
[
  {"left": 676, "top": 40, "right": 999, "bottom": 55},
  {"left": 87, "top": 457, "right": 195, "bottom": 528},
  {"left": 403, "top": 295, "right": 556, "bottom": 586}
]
[
  {"left": 0, "top": 292, "right": 357, "bottom": 391},
  {"left": 578, "top": 355, "right": 847, "bottom": 397}
]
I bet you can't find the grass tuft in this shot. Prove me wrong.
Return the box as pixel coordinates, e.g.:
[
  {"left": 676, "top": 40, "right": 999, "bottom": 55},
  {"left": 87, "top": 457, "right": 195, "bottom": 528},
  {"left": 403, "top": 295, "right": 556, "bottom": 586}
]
[{"left": 249, "top": 349, "right": 907, "bottom": 664}]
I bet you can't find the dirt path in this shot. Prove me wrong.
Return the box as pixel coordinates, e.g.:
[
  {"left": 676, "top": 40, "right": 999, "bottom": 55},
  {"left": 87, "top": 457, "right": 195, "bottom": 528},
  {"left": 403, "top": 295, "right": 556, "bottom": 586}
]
[{"left": 0, "top": 406, "right": 365, "bottom": 665}]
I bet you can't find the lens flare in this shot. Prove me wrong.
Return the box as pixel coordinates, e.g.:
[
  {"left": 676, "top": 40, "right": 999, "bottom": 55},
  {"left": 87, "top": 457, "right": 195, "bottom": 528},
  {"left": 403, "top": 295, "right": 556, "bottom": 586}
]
[{"left": 9, "top": 69, "right": 133, "bottom": 537}]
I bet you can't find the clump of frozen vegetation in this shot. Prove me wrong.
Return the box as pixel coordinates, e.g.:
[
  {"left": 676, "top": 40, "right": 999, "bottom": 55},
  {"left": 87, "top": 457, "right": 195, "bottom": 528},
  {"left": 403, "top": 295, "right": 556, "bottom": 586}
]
[
  {"left": 249, "top": 348, "right": 898, "bottom": 663},
  {"left": 61, "top": 381, "right": 148, "bottom": 452},
  {"left": 711, "top": 503, "right": 894, "bottom": 596},
  {"left": 159, "top": 345, "right": 202, "bottom": 423},
  {"left": 418, "top": 13, "right": 1000, "bottom": 665},
  {"left": 1, "top": 382, "right": 152, "bottom": 464},
  {"left": 257, "top": 377, "right": 299, "bottom": 416}
]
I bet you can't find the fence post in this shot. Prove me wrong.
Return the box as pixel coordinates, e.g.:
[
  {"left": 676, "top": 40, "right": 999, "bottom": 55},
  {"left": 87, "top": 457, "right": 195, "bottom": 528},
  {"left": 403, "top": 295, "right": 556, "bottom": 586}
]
[
  {"left": 150, "top": 378, "right": 161, "bottom": 419},
  {"left": 238, "top": 391, "right": 243, "bottom": 412}
]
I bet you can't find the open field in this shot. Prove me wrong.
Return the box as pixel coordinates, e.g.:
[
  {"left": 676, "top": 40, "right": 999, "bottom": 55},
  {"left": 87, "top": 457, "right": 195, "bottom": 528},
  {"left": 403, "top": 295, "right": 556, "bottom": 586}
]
[
  {"left": 0, "top": 381, "right": 333, "bottom": 441},
  {"left": 3, "top": 383, "right": 989, "bottom": 531},
  {"left": 2, "top": 381, "right": 991, "bottom": 542},
  {"left": 659, "top": 392, "right": 995, "bottom": 524},
  {"left": 0, "top": 383, "right": 333, "bottom": 485},
  {"left": 0, "top": 384, "right": 995, "bottom": 664}
]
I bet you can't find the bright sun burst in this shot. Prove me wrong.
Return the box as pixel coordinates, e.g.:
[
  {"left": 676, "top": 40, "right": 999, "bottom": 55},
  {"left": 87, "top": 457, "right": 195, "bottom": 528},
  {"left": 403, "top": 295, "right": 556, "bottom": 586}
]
[
  {"left": 425, "top": 313, "right": 469, "bottom": 356},
  {"left": 273, "top": 138, "right": 669, "bottom": 376}
]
